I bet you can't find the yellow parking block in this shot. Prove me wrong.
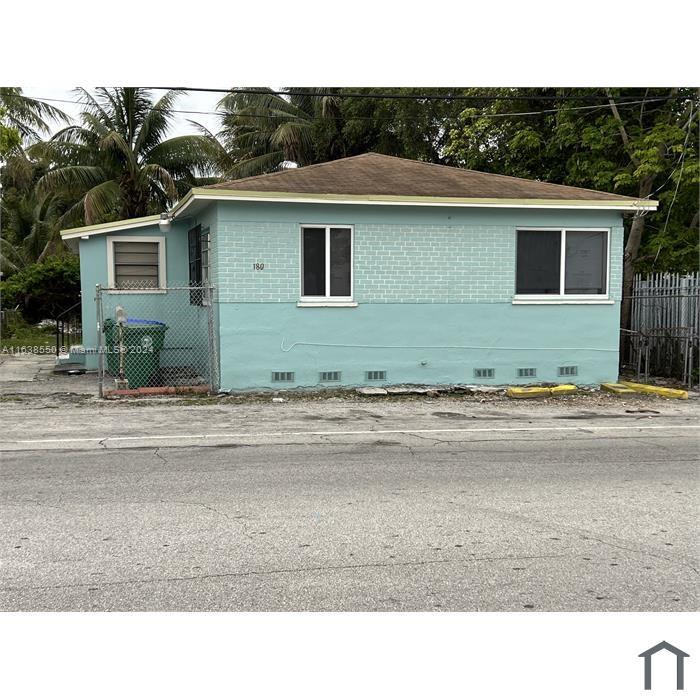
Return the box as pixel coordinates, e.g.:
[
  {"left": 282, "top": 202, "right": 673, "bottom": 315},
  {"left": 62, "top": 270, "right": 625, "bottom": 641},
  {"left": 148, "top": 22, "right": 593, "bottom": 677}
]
[
  {"left": 506, "top": 386, "right": 551, "bottom": 399},
  {"left": 601, "top": 382, "right": 637, "bottom": 395},
  {"left": 550, "top": 384, "right": 578, "bottom": 396},
  {"left": 619, "top": 381, "right": 688, "bottom": 400}
]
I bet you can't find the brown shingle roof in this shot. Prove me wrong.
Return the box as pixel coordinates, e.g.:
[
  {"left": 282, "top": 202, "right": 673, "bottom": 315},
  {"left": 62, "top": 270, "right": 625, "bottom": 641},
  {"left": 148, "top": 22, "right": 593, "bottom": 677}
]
[{"left": 204, "top": 152, "right": 637, "bottom": 202}]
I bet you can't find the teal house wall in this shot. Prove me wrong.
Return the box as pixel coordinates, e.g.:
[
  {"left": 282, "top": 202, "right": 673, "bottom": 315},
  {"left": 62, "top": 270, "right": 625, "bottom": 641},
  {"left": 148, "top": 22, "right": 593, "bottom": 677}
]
[
  {"left": 77, "top": 219, "right": 207, "bottom": 370},
  {"left": 73, "top": 199, "right": 624, "bottom": 388},
  {"left": 211, "top": 201, "right": 624, "bottom": 389}
]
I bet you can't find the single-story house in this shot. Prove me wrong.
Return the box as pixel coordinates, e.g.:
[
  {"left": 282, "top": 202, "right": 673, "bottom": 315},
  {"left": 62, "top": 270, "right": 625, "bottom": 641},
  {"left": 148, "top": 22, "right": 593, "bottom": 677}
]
[{"left": 60, "top": 152, "right": 658, "bottom": 391}]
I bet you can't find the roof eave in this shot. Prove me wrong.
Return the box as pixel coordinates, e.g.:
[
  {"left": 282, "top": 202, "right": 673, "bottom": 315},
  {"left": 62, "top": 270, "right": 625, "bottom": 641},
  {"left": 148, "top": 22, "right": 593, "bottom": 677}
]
[
  {"left": 60, "top": 214, "right": 162, "bottom": 240},
  {"left": 60, "top": 188, "right": 659, "bottom": 240},
  {"left": 171, "top": 188, "right": 658, "bottom": 217}
]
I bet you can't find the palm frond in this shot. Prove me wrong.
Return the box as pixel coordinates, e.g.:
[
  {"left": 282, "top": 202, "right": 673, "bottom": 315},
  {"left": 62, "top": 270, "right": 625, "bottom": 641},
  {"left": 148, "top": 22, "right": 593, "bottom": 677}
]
[
  {"left": 134, "top": 89, "right": 184, "bottom": 155},
  {"left": 83, "top": 179, "right": 121, "bottom": 225},
  {"left": 73, "top": 88, "right": 114, "bottom": 129},
  {"left": 37, "top": 165, "right": 107, "bottom": 198},
  {"left": 146, "top": 134, "right": 221, "bottom": 178},
  {"left": 223, "top": 151, "right": 287, "bottom": 179},
  {"left": 141, "top": 163, "right": 177, "bottom": 201},
  {"left": 100, "top": 130, "right": 136, "bottom": 167},
  {"left": 0, "top": 87, "right": 69, "bottom": 141}
]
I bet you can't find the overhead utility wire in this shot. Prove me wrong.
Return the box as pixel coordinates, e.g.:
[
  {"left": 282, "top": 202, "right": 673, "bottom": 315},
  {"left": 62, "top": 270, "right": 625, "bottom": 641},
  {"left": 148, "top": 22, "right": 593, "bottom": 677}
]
[
  {"left": 145, "top": 87, "right": 688, "bottom": 102},
  {"left": 24, "top": 95, "right": 673, "bottom": 123}
]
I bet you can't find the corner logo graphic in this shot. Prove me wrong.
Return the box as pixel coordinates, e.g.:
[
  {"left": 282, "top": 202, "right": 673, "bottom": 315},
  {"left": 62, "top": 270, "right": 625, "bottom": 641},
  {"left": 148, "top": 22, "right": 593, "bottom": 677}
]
[{"left": 639, "top": 641, "right": 690, "bottom": 691}]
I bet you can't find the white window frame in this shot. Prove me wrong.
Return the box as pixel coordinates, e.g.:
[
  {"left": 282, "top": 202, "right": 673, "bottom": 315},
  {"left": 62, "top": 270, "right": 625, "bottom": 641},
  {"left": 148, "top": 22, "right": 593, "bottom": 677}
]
[
  {"left": 299, "top": 224, "right": 354, "bottom": 304},
  {"left": 190, "top": 226, "right": 211, "bottom": 306},
  {"left": 106, "top": 235, "right": 167, "bottom": 292},
  {"left": 513, "top": 227, "right": 612, "bottom": 305},
  {"left": 201, "top": 227, "right": 211, "bottom": 285}
]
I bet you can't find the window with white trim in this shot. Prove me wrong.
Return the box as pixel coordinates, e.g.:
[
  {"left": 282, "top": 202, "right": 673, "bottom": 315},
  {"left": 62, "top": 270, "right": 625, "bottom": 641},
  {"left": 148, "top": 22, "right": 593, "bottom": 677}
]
[
  {"left": 188, "top": 225, "right": 211, "bottom": 305},
  {"left": 515, "top": 229, "right": 608, "bottom": 297},
  {"left": 301, "top": 225, "right": 353, "bottom": 300},
  {"left": 188, "top": 225, "right": 210, "bottom": 286},
  {"left": 108, "top": 236, "right": 166, "bottom": 289}
]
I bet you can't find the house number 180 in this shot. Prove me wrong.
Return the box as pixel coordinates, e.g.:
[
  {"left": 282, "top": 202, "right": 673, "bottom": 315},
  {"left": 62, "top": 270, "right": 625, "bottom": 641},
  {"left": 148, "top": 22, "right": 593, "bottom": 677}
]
[{"left": 253, "top": 263, "right": 265, "bottom": 270}]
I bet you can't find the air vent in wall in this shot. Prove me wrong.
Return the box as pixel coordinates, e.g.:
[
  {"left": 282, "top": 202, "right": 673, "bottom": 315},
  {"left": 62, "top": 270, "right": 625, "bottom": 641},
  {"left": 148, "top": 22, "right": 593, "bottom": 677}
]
[
  {"left": 365, "top": 370, "right": 387, "bottom": 381},
  {"left": 271, "top": 371, "right": 294, "bottom": 382},
  {"left": 319, "top": 371, "right": 341, "bottom": 382},
  {"left": 518, "top": 368, "right": 537, "bottom": 378},
  {"left": 474, "top": 368, "right": 495, "bottom": 379},
  {"left": 558, "top": 365, "right": 578, "bottom": 377}
]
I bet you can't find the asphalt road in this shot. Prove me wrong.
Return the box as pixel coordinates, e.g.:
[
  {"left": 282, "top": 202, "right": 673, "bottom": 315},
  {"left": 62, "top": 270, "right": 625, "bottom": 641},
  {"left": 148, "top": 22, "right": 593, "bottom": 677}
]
[{"left": 1, "top": 409, "right": 697, "bottom": 611}]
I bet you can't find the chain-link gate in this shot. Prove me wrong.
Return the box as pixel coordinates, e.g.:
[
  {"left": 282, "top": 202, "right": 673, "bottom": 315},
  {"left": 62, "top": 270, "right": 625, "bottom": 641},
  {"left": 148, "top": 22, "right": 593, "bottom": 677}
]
[{"left": 95, "top": 283, "right": 218, "bottom": 397}]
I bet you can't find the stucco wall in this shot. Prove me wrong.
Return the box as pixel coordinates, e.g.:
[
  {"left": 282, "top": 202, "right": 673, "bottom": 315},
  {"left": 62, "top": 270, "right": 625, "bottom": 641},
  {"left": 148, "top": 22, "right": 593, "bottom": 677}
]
[
  {"left": 77, "top": 219, "right": 199, "bottom": 370},
  {"left": 212, "top": 201, "right": 625, "bottom": 389}
]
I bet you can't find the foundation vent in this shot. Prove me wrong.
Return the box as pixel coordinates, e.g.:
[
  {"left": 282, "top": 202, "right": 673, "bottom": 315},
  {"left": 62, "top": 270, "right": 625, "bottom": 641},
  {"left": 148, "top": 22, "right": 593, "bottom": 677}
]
[
  {"left": 271, "top": 371, "right": 295, "bottom": 382},
  {"left": 319, "top": 371, "right": 341, "bottom": 382},
  {"left": 517, "top": 367, "right": 537, "bottom": 378},
  {"left": 558, "top": 365, "right": 578, "bottom": 377},
  {"left": 473, "top": 368, "right": 495, "bottom": 379},
  {"left": 365, "top": 370, "right": 387, "bottom": 382}
]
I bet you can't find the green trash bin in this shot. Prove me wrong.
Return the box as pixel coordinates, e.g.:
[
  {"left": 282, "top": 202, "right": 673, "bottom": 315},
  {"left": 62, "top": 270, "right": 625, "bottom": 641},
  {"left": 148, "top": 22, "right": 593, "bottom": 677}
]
[{"left": 103, "top": 318, "right": 168, "bottom": 388}]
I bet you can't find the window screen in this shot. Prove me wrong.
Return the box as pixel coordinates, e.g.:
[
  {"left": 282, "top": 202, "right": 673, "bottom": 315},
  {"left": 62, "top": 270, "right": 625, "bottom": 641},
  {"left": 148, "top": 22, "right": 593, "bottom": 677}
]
[
  {"left": 330, "top": 228, "right": 351, "bottom": 296},
  {"left": 565, "top": 231, "right": 607, "bottom": 294},
  {"left": 113, "top": 241, "right": 159, "bottom": 288},
  {"left": 301, "top": 226, "right": 352, "bottom": 297},
  {"left": 516, "top": 230, "right": 561, "bottom": 294},
  {"left": 188, "top": 226, "right": 202, "bottom": 286},
  {"left": 188, "top": 226, "right": 211, "bottom": 305},
  {"left": 302, "top": 228, "right": 326, "bottom": 296}
]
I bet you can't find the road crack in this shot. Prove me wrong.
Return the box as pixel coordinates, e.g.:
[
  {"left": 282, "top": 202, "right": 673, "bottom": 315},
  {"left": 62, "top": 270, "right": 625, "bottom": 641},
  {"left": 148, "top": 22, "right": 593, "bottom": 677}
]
[{"left": 1, "top": 552, "right": 570, "bottom": 593}]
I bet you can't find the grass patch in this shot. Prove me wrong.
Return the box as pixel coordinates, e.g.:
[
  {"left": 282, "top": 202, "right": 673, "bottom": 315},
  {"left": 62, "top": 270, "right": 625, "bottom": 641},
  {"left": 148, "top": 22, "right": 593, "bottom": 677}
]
[{"left": 1, "top": 319, "right": 56, "bottom": 353}]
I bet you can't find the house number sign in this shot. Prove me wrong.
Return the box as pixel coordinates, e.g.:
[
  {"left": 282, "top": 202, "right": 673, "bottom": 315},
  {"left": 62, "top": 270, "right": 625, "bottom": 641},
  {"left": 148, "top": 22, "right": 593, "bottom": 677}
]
[{"left": 253, "top": 262, "right": 265, "bottom": 270}]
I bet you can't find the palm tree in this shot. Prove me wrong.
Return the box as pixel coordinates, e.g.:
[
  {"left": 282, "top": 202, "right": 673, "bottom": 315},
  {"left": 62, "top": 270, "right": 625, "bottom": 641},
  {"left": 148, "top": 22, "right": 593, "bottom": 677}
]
[
  {"left": 0, "top": 88, "right": 69, "bottom": 143},
  {"left": 216, "top": 88, "right": 344, "bottom": 178},
  {"left": 36, "top": 88, "right": 219, "bottom": 226},
  {"left": 0, "top": 147, "right": 72, "bottom": 274}
]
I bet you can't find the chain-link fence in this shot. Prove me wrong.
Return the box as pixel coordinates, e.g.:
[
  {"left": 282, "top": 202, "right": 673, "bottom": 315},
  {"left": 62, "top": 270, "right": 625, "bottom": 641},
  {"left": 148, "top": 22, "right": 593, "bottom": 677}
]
[{"left": 96, "top": 284, "right": 218, "bottom": 397}]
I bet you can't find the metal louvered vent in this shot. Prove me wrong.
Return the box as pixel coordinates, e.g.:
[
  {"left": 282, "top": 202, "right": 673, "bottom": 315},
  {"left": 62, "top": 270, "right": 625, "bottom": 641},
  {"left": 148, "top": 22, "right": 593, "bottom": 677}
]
[
  {"left": 271, "top": 371, "right": 294, "bottom": 382},
  {"left": 518, "top": 367, "right": 537, "bottom": 378},
  {"left": 558, "top": 365, "right": 578, "bottom": 377},
  {"left": 365, "top": 370, "right": 387, "bottom": 381},
  {"left": 474, "top": 368, "right": 495, "bottom": 379},
  {"left": 319, "top": 371, "right": 341, "bottom": 382}
]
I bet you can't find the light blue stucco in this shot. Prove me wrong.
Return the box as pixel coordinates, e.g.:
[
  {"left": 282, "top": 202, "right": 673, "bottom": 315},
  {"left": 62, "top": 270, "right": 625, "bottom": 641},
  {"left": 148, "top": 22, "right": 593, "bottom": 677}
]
[
  {"left": 212, "top": 201, "right": 623, "bottom": 388},
  {"left": 74, "top": 198, "right": 625, "bottom": 388},
  {"left": 77, "top": 219, "right": 204, "bottom": 370}
]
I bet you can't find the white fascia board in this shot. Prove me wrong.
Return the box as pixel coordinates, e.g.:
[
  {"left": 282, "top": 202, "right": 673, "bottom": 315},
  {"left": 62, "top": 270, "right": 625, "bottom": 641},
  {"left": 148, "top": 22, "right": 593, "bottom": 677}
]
[
  {"left": 60, "top": 215, "right": 161, "bottom": 240},
  {"left": 171, "top": 191, "right": 658, "bottom": 217}
]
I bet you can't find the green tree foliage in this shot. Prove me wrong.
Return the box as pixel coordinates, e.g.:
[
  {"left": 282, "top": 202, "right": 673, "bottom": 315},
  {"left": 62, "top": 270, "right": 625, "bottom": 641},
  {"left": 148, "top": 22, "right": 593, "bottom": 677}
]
[
  {"left": 1, "top": 92, "right": 69, "bottom": 275},
  {"left": 0, "top": 111, "right": 21, "bottom": 156},
  {"left": 215, "top": 87, "right": 466, "bottom": 177},
  {"left": 445, "top": 88, "right": 699, "bottom": 276},
  {"left": 339, "top": 88, "right": 464, "bottom": 163},
  {"left": 215, "top": 88, "right": 344, "bottom": 177},
  {"left": 0, "top": 88, "right": 68, "bottom": 142},
  {"left": 36, "top": 88, "right": 219, "bottom": 226},
  {"left": 0, "top": 255, "right": 80, "bottom": 322}
]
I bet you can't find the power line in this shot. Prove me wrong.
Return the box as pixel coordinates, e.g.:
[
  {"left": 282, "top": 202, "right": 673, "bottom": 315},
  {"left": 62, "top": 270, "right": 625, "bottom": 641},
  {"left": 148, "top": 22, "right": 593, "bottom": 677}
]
[
  {"left": 651, "top": 102, "right": 696, "bottom": 267},
  {"left": 23, "top": 94, "right": 675, "bottom": 124},
  {"left": 146, "top": 87, "right": 689, "bottom": 102}
]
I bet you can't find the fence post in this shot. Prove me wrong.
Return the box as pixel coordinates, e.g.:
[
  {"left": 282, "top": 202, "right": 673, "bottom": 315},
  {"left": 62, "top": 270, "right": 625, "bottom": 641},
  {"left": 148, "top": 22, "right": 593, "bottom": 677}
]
[
  {"left": 205, "top": 284, "right": 219, "bottom": 393},
  {"left": 96, "top": 284, "right": 104, "bottom": 399}
]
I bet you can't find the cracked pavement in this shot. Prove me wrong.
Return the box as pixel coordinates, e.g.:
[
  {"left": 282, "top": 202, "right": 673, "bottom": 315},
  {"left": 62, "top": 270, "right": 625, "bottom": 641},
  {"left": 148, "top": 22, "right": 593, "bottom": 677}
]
[{"left": 0, "top": 395, "right": 698, "bottom": 611}]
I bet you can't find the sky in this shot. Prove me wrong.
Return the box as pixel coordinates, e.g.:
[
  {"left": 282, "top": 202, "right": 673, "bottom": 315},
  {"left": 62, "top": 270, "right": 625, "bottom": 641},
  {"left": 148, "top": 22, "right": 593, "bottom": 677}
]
[{"left": 23, "top": 87, "right": 223, "bottom": 137}]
